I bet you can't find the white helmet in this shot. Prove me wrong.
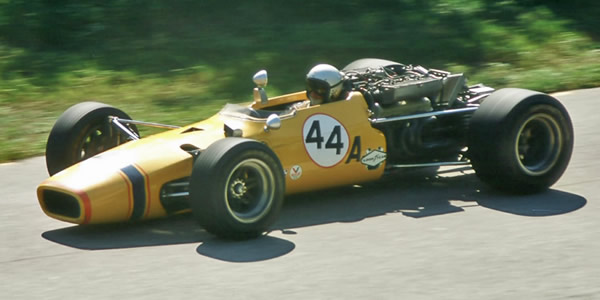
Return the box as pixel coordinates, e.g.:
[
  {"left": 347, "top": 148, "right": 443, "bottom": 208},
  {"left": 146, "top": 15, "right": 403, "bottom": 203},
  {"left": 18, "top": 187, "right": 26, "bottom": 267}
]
[{"left": 306, "top": 64, "right": 344, "bottom": 105}]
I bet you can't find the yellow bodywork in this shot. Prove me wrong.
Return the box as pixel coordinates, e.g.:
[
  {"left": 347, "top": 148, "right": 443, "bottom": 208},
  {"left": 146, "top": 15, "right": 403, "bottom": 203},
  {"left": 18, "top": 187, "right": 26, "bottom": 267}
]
[{"left": 37, "top": 91, "right": 386, "bottom": 224}]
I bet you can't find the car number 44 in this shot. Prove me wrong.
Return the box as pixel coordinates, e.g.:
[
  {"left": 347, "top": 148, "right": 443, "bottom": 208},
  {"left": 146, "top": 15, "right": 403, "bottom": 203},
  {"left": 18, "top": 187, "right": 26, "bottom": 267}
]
[{"left": 302, "top": 114, "right": 350, "bottom": 167}]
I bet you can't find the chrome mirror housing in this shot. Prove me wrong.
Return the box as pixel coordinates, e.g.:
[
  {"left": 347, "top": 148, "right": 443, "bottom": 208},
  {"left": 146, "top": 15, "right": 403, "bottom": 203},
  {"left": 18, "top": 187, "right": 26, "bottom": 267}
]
[
  {"left": 253, "top": 70, "right": 268, "bottom": 88},
  {"left": 253, "top": 70, "right": 269, "bottom": 104},
  {"left": 264, "top": 114, "right": 281, "bottom": 132}
]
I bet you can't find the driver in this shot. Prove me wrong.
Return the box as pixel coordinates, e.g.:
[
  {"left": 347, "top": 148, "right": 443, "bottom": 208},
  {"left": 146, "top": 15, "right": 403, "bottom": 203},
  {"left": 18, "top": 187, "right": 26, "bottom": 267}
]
[{"left": 306, "top": 64, "right": 347, "bottom": 105}]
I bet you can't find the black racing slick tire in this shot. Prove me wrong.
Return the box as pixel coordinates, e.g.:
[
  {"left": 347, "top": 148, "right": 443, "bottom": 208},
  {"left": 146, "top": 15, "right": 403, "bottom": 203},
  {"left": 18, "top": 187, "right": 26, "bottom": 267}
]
[
  {"left": 45, "top": 102, "right": 138, "bottom": 176},
  {"left": 468, "top": 88, "right": 573, "bottom": 193},
  {"left": 189, "top": 138, "right": 285, "bottom": 240}
]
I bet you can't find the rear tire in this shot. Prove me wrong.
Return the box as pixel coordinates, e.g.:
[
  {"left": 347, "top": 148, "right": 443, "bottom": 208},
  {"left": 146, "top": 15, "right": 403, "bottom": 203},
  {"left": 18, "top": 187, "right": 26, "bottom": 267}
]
[
  {"left": 342, "top": 58, "right": 404, "bottom": 71},
  {"left": 45, "top": 102, "right": 138, "bottom": 176},
  {"left": 468, "top": 88, "right": 573, "bottom": 193},
  {"left": 189, "top": 138, "right": 285, "bottom": 240}
]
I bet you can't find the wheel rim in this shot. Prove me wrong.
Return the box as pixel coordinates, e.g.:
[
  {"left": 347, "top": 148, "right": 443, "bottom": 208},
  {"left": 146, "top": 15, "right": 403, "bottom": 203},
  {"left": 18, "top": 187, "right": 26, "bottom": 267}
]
[
  {"left": 76, "top": 122, "right": 120, "bottom": 161},
  {"left": 224, "top": 158, "right": 275, "bottom": 224},
  {"left": 515, "top": 113, "right": 562, "bottom": 176}
]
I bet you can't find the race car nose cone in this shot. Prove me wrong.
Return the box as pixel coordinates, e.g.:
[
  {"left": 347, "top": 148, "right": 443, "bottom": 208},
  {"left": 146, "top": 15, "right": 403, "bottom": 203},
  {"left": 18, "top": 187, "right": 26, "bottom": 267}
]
[
  {"left": 37, "top": 185, "right": 91, "bottom": 224},
  {"left": 39, "top": 189, "right": 82, "bottom": 220}
]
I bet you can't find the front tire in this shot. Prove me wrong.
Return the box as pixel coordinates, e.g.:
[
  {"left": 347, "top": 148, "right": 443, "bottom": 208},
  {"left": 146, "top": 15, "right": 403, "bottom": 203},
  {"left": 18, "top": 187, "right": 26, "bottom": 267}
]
[
  {"left": 45, "top": 102, "right": 138, "bottom": 176},
  {"left": 189, "top": 138, "right": 285, "bottom": 240},
  {"left": 468, "top": 88, "right": 573, "bottom": 193}
]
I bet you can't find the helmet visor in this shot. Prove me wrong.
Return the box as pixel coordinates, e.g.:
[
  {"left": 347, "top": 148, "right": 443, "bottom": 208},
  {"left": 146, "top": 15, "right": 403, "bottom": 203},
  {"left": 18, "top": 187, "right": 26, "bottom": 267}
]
[{"left": 306, "top": 78, "right": 330, "bottom": 104}]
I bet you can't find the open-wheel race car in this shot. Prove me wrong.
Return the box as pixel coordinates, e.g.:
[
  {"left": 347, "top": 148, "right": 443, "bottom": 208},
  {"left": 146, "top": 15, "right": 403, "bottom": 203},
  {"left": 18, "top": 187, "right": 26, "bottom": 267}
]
[{"left": 37, "top": 58, "right": 574, "bottom": 239}]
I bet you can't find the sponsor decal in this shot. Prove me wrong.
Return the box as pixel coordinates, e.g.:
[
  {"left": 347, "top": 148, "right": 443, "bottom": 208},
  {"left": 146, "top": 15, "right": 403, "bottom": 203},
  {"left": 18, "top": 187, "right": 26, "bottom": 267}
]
[
  {"left": 289, "top": 165, "right": 302, "bottom": 180},
  {"left": 361, "top": 148, "right": 387, "bottom": 170},
  {"left": 302, "top": 114, "right": 350, "bottom": 167}
]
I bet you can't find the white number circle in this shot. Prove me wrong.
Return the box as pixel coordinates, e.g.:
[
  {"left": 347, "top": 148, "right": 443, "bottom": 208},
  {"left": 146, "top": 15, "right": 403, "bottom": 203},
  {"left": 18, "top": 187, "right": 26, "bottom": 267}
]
[{"left": 302, "top": 114, "right": 350, "bottom": 167}]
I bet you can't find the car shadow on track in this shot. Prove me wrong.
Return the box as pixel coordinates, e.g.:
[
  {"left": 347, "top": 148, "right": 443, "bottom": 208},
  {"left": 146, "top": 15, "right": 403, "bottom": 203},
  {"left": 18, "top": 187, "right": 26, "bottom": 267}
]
[
  {"left": 274, "top": 167, "right": 587, "bottom": 230},
  {"left": 42, "top": 214, "right": 206, "bottom": 250},
  {"left": 41, "top": 214, "right": 296, "bottom": 262},
  {"left": 42, "top": 167, "right": 587, "bottom": 262}
]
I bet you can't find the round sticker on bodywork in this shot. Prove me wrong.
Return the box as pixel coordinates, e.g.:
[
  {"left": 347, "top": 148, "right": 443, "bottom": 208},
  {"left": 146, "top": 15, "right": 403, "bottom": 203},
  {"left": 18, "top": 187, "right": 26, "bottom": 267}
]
[
  {"left": 289, "top": 165, "right": 302, "bottom": 180},
  {"left": 302, "top": 114, "right": 350, "bottom": 167}
]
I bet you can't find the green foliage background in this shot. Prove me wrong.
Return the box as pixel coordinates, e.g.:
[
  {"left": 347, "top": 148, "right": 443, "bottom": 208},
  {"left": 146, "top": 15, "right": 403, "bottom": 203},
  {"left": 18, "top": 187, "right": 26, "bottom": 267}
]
[{"left": 0, "top": 0, "right": 599, "bottom": 162}]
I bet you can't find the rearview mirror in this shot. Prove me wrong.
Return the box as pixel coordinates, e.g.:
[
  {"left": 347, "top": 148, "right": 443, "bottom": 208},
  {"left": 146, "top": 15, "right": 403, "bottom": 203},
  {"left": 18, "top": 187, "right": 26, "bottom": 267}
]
[
  {"left": 253, "top": 70, "right": 268, "bottom": 88},
  {"left": 264, "top": 114, "right": 281, "bottom": 132}
]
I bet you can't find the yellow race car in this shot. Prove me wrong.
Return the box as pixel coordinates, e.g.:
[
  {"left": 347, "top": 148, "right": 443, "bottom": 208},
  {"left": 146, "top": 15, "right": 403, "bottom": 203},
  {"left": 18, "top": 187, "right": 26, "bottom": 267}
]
[{"left": 37, "top": 58, "right": 573, "bottom": 239}]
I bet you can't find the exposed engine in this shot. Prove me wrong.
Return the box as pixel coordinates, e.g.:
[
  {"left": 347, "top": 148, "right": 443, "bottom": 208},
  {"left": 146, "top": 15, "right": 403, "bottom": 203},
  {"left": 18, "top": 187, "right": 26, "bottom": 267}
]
[
  {"left": 343, "top": 61, "right": 494, "bottom": 164},
  {"left": 344, "top": 62, "right": 469, "bottom": 112}
]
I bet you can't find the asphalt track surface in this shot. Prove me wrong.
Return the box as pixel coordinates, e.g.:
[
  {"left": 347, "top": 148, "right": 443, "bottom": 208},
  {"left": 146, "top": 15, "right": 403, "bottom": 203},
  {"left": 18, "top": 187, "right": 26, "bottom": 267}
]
[{"left": 1, "top": 88, "right": 599, "bottom": 299}]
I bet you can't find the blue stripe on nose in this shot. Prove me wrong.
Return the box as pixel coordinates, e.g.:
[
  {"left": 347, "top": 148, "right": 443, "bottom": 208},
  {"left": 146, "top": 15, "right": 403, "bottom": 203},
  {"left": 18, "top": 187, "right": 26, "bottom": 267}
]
[{"left": 121, "top": 165, "right": 146, "bottom": 221}]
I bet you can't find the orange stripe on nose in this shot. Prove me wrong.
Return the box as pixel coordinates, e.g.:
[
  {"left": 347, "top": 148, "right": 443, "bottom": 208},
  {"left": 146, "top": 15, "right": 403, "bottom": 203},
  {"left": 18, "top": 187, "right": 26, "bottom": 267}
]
[{"left": 79, "top": 191, "right": 92, "bottom": 225}]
